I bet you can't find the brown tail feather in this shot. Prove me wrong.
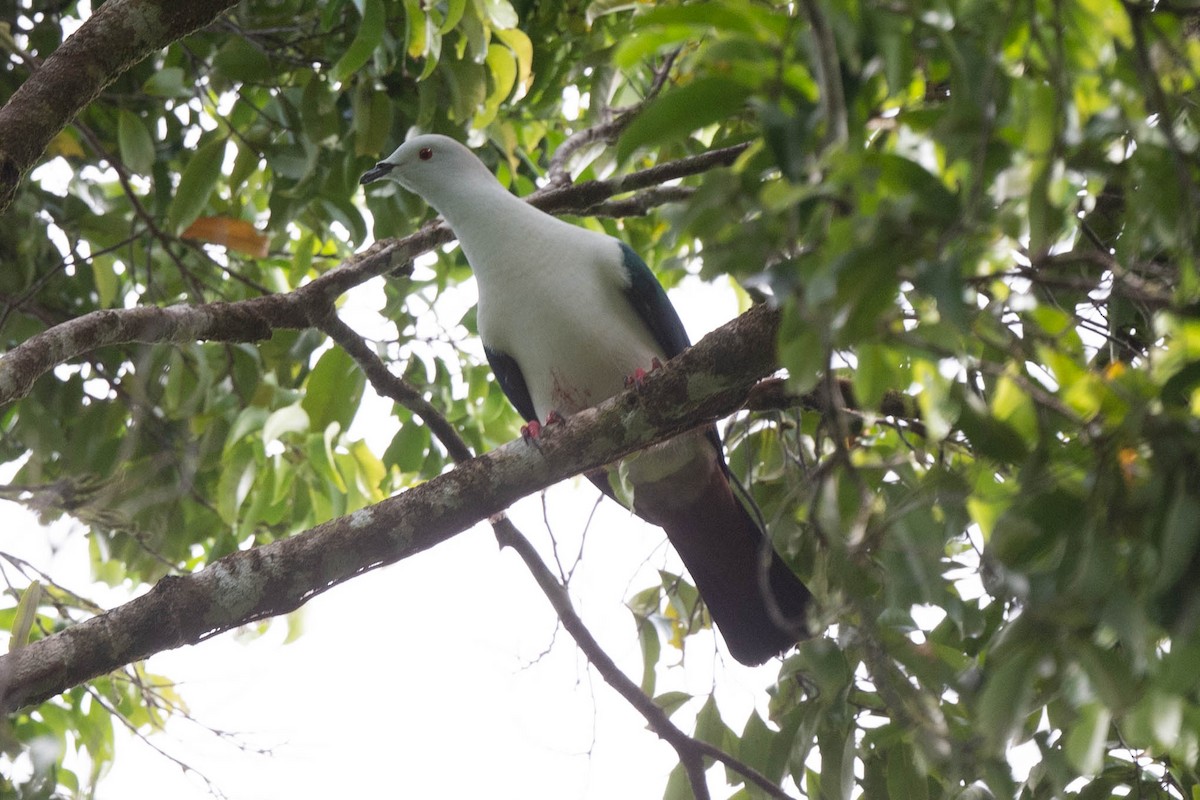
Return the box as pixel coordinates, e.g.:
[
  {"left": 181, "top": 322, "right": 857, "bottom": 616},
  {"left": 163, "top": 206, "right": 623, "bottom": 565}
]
[{"left": 633, "top": 451, "right": 812, "bottom": 666}]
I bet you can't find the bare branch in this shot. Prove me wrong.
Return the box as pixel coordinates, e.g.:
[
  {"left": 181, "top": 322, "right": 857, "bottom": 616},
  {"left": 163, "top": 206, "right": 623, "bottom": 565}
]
[
  {"left": 493, "top": 517, "right": 795, "bottom": 800},
  {"left": 584, "top": 185, "right": 696, "bottom": 218},
  {"left": 0, "top": 297, "right": 308, "bottom": 405}
]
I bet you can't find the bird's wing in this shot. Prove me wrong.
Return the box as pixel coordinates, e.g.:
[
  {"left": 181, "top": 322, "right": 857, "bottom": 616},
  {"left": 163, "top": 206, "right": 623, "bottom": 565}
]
[
  {"left": 484, "top": 345, "right": 537, "bottom": 423},
  {"left": 618, "top": 243, "right": 691, "bottom": 358},
  {"left": 618, "top": 242, "right": 729, "bottom": 460}
]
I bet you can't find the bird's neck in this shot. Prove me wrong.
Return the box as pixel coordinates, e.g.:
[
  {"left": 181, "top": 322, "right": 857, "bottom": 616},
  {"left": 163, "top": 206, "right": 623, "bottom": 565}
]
[{"left": 431, "top": 181, "right": 592, "bottom": 284}]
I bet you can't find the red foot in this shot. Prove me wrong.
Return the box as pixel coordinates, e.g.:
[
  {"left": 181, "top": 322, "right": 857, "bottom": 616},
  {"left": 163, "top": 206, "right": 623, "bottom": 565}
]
[
  {"left": 624, "top": 357, "right": 665, "bottom": 389},
  {"left": 521, "top": 410, "right": 565, "bottom": 443}
]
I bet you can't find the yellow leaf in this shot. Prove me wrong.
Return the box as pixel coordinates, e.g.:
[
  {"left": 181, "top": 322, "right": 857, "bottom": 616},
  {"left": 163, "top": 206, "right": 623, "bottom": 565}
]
[
  {"left": 181, "top": 216, "right": 270, "bottom": 258},
  {"left": 47, "top": 129, "right": 86, "bottom": 159}
]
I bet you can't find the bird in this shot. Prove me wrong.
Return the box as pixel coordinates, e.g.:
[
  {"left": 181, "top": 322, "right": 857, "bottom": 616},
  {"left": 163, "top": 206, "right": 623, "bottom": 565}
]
[{"left": 360, "top": 134, "right": 812, "bottom": 665}]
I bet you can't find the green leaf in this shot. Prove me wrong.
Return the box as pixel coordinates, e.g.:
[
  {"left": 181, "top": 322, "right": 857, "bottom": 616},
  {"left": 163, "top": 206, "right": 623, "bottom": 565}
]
[
  {"left": 778, "top": 305, "right": 825, "bottom": 395},
  {"left": 383, "top": 422, "right": 431, "bottom": 473},
  {"left": 494, "top": 28, "right": 532, "bottom": 92},
  {"left": 854, "top": 343, "right": 899, "bottom": 411},
  {"left": 872, "top": 152, "right": 961, "bottom": 225},
  {"left": 1064, "top": 702, "right": 1111, "bottom": 776},
  {"left": 1125, "top": 690, "right": 1183, "bottom": 750},
  {"left": 977, "top": 646, "right": 1037, "bottom": 751},
  {"left": 956, "top": 395, "right": 1028, "bottom": 463},
  {"left": 886, "top": 743, "right": 929, "bottom": 800},
  {"left": 1155, "top": 476, "right": 1200, "bottom": 592},
  {"left": 481, "top": 0, "right": 518, "bottom": 28},
  {"left": 631, "top": 2, "right": 784, "bottom": 39},
  {"left": 308, "top": 423, "right": 347, "bottom": 493},
  {"left": 283, "top": 609, "right": 305, "bottom": 645},
  {"left": 638, "top": 616, "right": 660, "bottom": 695},
  {"left": 10, "top": 581, "right": 42, "bottom": 652},
  {"left": 618, "top": 77, "right": 752, "bottom": 162},
  {"left": 217, "top": 442, "right": 258, "bottom": 524},
  {"left": 652, "top": 691, "right": 691, "bottom": 718},
  {"left": 437, "top": 0, "right": 468, "bottom": 32},
  {"left": 167, "top": 137, "right": 228, "bottom": 233},
  {"left": 354, "top": 87, "right": 393, "bottom": 157},
  {"left": 228, "top": 139, "right": 260, "bottom": 196},
  {"left": 662, "top": 762, "right": 691, "bottom": 800},
  {"left": 474, "top": 43, "right": 516, "bottom": 128},
  {"left": 141, "top": 66, "right": 186, "bottom": 97},
  {"left": 332, "top": 0, "right": 386, "bottom": 82},
  {"left": 990, "top": 371, "right": 1038, "bottom": 443},
  {"left": 212, "top": 36, "right": 273, "bottom": 83},
  {"left": 350, "top": 440, "right": 386, "bottom": 499},
  {"left": 403, "top": 0, "right": 429, "bottom": 59},
  {"left": 226, "top": 406, "right": 270, "bottom": 451},
  {"left": 817, "top": 721, "right": 855, "bottom": 800},
  {"left": 444, "top": 60, "right": 487, "bottom": 123},
  {"left": 117, "top": 109, "right": 155, "bottom": 174},
  {"left": 302, "top": 346, "right": 365, "bottom": 432},
  {"left": 914, "top": 359, "right": 961, "bottom": 442},
  {"left": 91, "top": 254, "right": 119, "bottom": 309},
  {"left": 1162, "top": 360, "right": 1200, "bottom": 407},
  {"left": 693, "top": 694, "right": 732, "bottom": 750}
]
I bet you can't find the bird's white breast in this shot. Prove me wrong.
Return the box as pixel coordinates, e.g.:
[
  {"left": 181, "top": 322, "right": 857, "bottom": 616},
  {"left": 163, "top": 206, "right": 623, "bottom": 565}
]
[{"left": 468, "top": 226, "right": 664, "bottom": 422}]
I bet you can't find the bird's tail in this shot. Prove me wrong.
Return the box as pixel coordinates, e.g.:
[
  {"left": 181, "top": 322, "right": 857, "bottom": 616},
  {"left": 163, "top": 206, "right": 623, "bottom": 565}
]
[{"left": 634, "top": 454, "right": 812, "bottom": 666}]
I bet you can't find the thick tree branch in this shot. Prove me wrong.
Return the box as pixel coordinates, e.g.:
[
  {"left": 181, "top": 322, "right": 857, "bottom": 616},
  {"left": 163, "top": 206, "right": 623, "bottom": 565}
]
[
  {"left": 0, "top": 304, "right": 782, "bottom": 713},
  {"left": 530, "top": 143, "right": 750, "bottom": 215},
  {"left": 0, "top": 0, "right": 240, "bottom": 214},
  {"left": 0, "top": 296, "right": 313, "bottom": 405}
]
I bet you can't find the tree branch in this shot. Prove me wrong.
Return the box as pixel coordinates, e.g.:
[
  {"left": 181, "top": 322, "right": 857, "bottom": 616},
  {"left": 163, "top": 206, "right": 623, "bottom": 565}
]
[
  {"left": 0, "top": 0, "right": 240, "bottom": 214},
  {"left": 544, "top": 48, "right": 681, "bottom": 186},
  {"left": 0, "top": 303, "right": 783, "bottom": 713},
  {"left": 0, "top": 296, "right": 311, "bottom": 405},
  {"left": 317, "top": 311, "right": 475, "bottom": 464}
]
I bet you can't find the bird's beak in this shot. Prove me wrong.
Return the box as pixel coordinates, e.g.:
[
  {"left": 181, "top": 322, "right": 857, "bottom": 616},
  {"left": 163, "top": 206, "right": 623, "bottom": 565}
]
[{"left": 359, "top": 162, "right": 395, "bottom": 185}]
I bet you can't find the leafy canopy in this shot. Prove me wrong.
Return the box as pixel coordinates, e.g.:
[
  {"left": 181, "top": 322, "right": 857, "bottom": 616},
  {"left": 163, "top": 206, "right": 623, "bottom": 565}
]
[{"left": 2, "top": 0, "right": 1200, "bottom": 798}]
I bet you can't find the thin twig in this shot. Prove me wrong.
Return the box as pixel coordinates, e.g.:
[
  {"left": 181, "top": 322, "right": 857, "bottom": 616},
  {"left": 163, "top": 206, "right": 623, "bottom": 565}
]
[
  {"left": 83, "top": 685, "right": 228, "bottom": 799},
  {"left": 800, "top": 0, "right": 848, "bottom": 145},
  {"left": 318, "top": 311, "right": 474, "bottom": 464},
  {"left": 545, "top": 49, "right": 681, "bottom": 185}
]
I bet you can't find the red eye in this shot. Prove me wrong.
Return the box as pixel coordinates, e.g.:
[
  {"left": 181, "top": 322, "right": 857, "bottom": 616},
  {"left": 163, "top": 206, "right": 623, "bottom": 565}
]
[{"left": 418, "top": 147, "right": 433, "bottom": 161}]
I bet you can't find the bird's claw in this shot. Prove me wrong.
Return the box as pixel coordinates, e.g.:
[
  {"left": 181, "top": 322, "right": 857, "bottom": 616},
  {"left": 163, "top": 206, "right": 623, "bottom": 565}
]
[
  {"left": 624, "top": 357, "right": 664, "bottom": 390},
  {"left": 520, "top": 420, "right": 543, "bottom": 442},
  {"left": 521, "top": 410, "right": 564, "bottom": 444}
]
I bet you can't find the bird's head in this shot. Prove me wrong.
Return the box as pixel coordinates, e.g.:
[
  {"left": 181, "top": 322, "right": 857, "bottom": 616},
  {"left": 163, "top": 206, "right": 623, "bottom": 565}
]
[{"left": 359, "top": 134, "right": 493, "bottom": 202}]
